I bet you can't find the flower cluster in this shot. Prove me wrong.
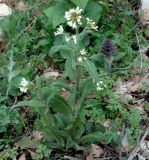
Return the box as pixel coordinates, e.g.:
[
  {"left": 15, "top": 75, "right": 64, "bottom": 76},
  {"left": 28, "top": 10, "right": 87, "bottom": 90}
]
[
  {"left": 78, "top": 49, "right": 87, "bottom": 62},
  {"left": 86, "top": 18, "right": 98, "bottom": 31},
  {"left": 65, "top": 7, "right": 82, "bottom": 29},
  {"left": 19, "top": 78, "right": 29, "bottom": 93},
  {"left": 96, "top": 81, "right": 106, "bottom": 91},
  {"left": 54, "top": 7, "right": 99, "bottom": 50},
  {"left": 54, "top": 25, "right": 64, "bottom": 36},
  {"left": 65, "top": 35, "right": 77, "bottom": 44}
]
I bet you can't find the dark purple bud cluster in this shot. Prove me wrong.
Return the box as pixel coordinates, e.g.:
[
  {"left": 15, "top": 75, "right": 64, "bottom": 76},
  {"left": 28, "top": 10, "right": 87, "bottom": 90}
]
[{"left": 101, "top": 39, "right": 116, "bottom": 57}]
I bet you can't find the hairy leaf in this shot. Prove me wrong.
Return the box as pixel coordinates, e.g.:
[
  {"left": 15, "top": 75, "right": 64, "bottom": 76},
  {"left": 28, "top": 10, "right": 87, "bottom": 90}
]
[
  {"left": 79, "top": 132, "right": 104, "bottom": 144},
  {"left": 44, "top": 0, "right": 71, "bottom": 28},
  {"left": 71, "top": 0, "right": 90, "bottom": 11},
  {"left": 85, "top": 1, "right": 102, "bottom": 23},
  {"left": 82, "top": 59, "right": 99, "bottom": 82},
  {"left": 50, "top": 95, "right": 72, "bottom": 117},
  {"left": 49, "top": 45, "right": 72, "bottom": 56}
]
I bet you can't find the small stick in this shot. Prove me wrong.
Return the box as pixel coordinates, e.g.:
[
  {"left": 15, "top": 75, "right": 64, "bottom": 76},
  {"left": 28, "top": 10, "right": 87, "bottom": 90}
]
[
  {"left": 64, "top": 155, "right": 82, "bottom": 160},
  {"left": 127, "top": 124, "right": 149, "bottom": 160}
]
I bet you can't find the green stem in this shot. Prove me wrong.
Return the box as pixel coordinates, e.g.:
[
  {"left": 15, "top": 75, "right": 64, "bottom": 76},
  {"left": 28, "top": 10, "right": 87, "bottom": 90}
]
[
  {"left": 74, "top": 65, "right": 80, "bottom": 106},
  {"left": 73, "top": 27, "right": 80, "bottom": 116},
  {"left": 105, "top": 56, "right": 113, "bottom": 73}
]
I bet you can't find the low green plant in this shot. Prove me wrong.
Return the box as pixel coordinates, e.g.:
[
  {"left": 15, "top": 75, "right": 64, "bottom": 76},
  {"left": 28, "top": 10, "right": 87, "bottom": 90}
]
[
  {"left": 15, "top": 4, "right": 106, "bottom": 152},
  {"left": 0, "top": 0, "right": 147, "bottom": 159},
  {"left": 35, "top": 144, "right": 52, "bottom": 160},
  {"left": 14, "top": 1, "right": 143, "bottom": 155},
  {"left": 0, "top": 146, "right": 18, "bottom": 160}
]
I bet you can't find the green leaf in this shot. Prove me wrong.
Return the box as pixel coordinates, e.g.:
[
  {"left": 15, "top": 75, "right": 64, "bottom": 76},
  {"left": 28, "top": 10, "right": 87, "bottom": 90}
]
[
  {"left": 11, "top": 76, "right": 24, "bottom": 88},
  {"left": 49, "top": 45, "right": 72, "bottom": 56},
  {"left": 71, "top": 0, "right": 90, "bottom": 11},
  {"left": 73, "top": 116, "right": 85, "bottom": 140},
  {"left": 113, "top": 52, "right": 126, "bottom": 61},
  {"left": 50, "top": 45, "right": 76, "bottom": 80},
  {"left": 85, "top": 1, "right": 102, "bottom": 23},
  {"left": 60, "top": 49, "right": 76, "bottom": 80},
  {"left": 44, "top": 0, "right": 71, "bottom": 28},
  {"left": 82, "top": 59, "right": 99, "bottom": 82},
  {"left": 65, "top": 58, "right": 76, "bottom": 80},
  {"left": 79, "top": 132, "right": 104, "bottom": 144},
  {"left": 78, "top": 78, "right": 93, "bottom": 106},
  {"left": 78, "top": 30, "right": 92, "bottom": 47},
  {"left": 16, "top": 136, "right": 39, "bottom": 148},
  {"left": 14, "top": 99, "right": 47, "bottom": 116},
  {"left": 50, "top": 95, "right": 72, "bottom": 117},
  {"left": 0, "top": 96, "right": 7, "bottom": 103},
  {"left": 14, "top": 99, "right": 41, "bottom": 108},
  {"left": 104, "top": 131, "right": 119, "bottom": 144},
  {"left": 37, "top": 39, "right": 49, "bottom": 47}
]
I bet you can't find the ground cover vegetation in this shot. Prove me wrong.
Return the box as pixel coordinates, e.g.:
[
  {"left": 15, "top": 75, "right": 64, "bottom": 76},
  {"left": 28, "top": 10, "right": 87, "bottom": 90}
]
[{"left": 0, "top": 0, "right": 149, "bottom": 159}]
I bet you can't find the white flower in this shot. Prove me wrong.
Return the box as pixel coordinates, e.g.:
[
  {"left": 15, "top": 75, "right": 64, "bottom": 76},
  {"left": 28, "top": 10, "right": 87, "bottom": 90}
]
[
  {"left": 78, "top": 49, "right": 87, "bottom": 62},
  {"left": 99, "top": 81, "right": 103, "bottom": 84},
  {"left": 83, "top": 57, "right": 87, "bottom": 61},
  {"left": 19, "top": 78, "right": 29, "bottom": 93},
  {"left": 78, "top": 57, "right": 83, "bottom": 62},
  {"left": 97, "top": 86, "right": 103, "bottom": 91},
  {"left": 54, "top": 25, "right": 64, "bottom": 36},
  {"left": 65, "top": 36, "right": 70, "bottom": 43},
  {"left": 96, "top": 81, "right": 106, "bottom": 91},
  {"left": 86, "top": 18, "right": 98, "bottom": 31},
  {"left": 80, "top": 49, "right": 86, "bottom": 55},
  {"left": 65, "top": 7, "right": 82, "bottom": 29},
  {"left": 96, "top": 82, "right": 100, "bottom": 86},
  {"left": 65, "top": 35, "right": 77, "bottom": 44}
]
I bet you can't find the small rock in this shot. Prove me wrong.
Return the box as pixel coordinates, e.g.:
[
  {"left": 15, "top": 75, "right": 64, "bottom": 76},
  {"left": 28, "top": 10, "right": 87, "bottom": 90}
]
[
  {"left": 141, "top": 0, "right": 149, "bottom": 10},
  {"left": 0, "top": 3, "right": 12, "bottom": 18}
]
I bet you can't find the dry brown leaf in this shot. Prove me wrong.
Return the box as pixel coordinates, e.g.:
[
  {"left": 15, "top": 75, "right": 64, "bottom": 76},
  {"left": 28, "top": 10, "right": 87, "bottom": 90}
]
[
  {"left": 120, "top": 132, "right": 134, "bottom": 153},
  {"left": 28, "top": 149, "right": 36, "bottom": 160},
  {"left": 61, "top": 89, "right": 70, "bottom": 101},
  {"left": 103, "top": 119, "right": 111, "bottom": 129},
  {"left": 114, "top": 80, "right": 133, "bottom": 100},
  {"left": 16, "top": 1, "right": 26, "bottom": 10},
  {"left": 32, "top": 131, "right": 43, "bottom": 140},
  {"left": 43, "top": 69, "right": 60, "bottom": 79},
  {"left": 18, "top": 154, "right": 26, "bottom": 160},
  {"left": 86, "top": 144, "right": 104, "bottom": 160},
  {"left": 130, "top": 74, "right": 149, "bottom": 92},
  {"left": 114, "top": 73, "right": 149, "bottom": 101}
]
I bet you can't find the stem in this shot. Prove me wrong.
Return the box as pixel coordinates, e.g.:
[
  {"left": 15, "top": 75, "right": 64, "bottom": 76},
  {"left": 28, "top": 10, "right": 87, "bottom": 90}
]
[
  {"left": 105, "top": 56, "right": 113, "bottom": 73},
  {"left": 74, "top": 65, "right": 80, "bottom": 107},
  {"left": 73, "top": 27, "right": 81, "bottom": 116}
]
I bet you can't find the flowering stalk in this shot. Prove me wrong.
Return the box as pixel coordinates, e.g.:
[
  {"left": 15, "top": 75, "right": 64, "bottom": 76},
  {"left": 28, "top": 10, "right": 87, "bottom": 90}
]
[
  {"left": 101, "top": 39, "right": 116, "bottom": 73},
  {"left": 73, "top": 28, "right": 80, "bottom": 116}
]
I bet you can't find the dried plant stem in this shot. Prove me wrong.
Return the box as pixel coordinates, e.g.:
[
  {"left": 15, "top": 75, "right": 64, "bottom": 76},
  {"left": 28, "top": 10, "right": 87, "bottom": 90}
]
[{"left": 128, "top": 124, "right": 149, "bottom": 160}]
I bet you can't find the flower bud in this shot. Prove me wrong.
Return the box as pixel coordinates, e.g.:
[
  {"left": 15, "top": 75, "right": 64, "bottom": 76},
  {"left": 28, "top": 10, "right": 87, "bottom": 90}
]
[{"left": 101, "top": 39, "right": 116, "bottom": 57}]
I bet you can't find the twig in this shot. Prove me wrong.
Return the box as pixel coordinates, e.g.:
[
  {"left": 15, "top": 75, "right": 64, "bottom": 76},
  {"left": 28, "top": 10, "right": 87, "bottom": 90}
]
[
  {"left": 64, "top": 155, "right": 82, "bottom": 160},
  {"left": 127, "top": 124, "right": 149, "bottom": 160},
  {"left": 94, "top": 156, "right": 115, "bottom": 160}
]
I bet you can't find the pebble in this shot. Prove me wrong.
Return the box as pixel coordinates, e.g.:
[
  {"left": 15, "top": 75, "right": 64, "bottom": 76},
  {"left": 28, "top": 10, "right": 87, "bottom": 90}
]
[{"left": 0, "top": 3, "right": 12, "bottom": 18}]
